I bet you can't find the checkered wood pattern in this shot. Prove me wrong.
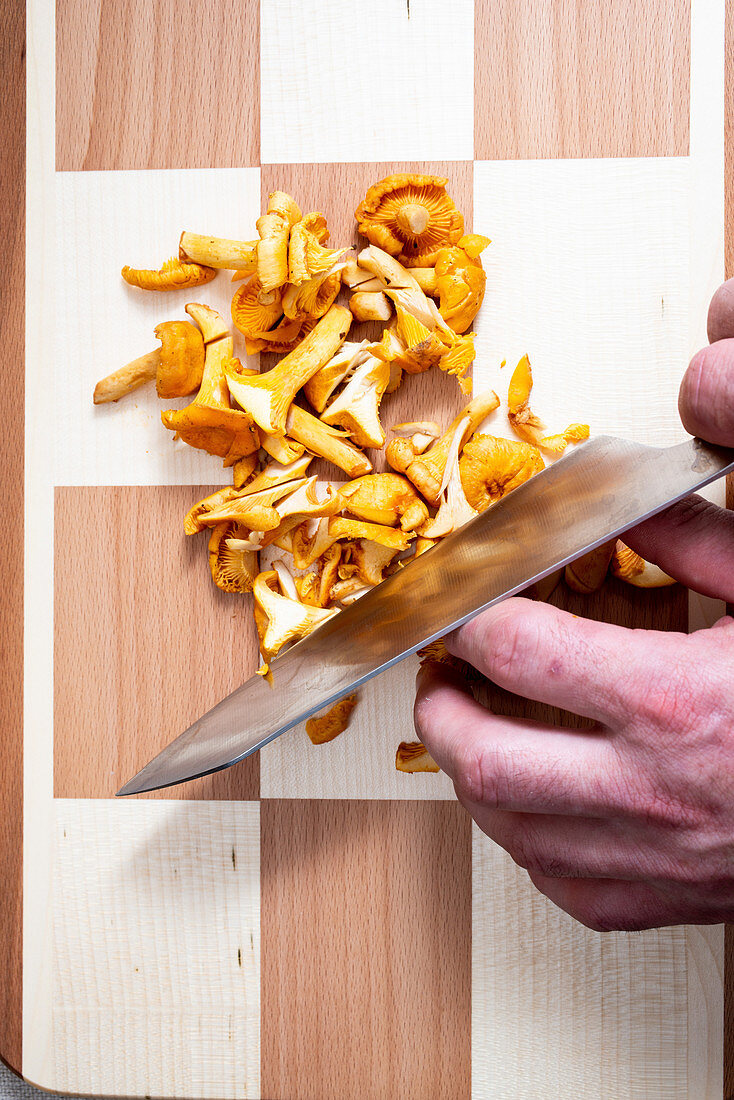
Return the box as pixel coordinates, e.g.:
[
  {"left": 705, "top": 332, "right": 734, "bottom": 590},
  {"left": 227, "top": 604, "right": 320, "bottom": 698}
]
[{"left": 3, "top": 0, "right": 728, "bottom": 1096}]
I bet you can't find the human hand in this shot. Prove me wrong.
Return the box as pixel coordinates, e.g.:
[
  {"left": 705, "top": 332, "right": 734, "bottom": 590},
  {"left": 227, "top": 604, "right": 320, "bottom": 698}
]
[{"left": 414, "top": 278, "right": 734, "bottom": 931}]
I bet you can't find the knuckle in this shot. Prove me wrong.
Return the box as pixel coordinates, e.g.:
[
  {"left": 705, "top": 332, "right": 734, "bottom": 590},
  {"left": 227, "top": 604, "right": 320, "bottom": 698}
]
[
  {"left": 484, "top": 609, "right": 540, "bottom": 680},
  {"left": 452, "top": 741, "right": 490, "bottom": 806}
]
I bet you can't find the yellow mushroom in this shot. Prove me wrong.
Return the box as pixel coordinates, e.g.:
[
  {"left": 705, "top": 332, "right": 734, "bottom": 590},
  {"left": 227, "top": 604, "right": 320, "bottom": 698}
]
[
  {"left": 185, "top": 302, "right": 230, "bottom": 343},
  {"left": 339, "top": 473, "right": 429, "bottom": 532},
  {"left": 232, "top": 452, "right": 259, "bottom": 490},
  {"left": 419, "top": 414, "right": 479, "bottom": 538},
  {"left": 179, "top": 231, "right": 259, "bottom": 271},
  {"left": 208, "top": 521, "right": 258, "bottom": 593},
  {"left": 225, "top": 303, "right": 352, "bottom": 434},
  {"left": 349, "top": 291, "right": 392, "bottom": 323},
  {"left": 507, "top": 355, "right": 590, "bottom": 453},
  {"left": 266, "top": 191, "right": 303, "bottom": 227},
  {"left": 260, "top": 430, "right": 307, "bottom": 465},
  {"left": 459, "top": 435, "right": 545, "bottom": 511},
  {"left": 565, "top": 541, "right": 616, "bottom": 594},
  {"left": 280, "top": 270, "right": 342, "bottom": 322},
  {"left": 530, "top": 569, "right": 564, "bottom": 603},
  {"left": 303, "top": 340, "right": 371, "bottom": 413},
  {"left": 231, "top": 276, "right": 284, "bottom": 339},
  {"left": 298, "top": 543, "right": 343, "bottom": 608},
  {"left": 184, "top": 485, "right": 243, "bottom": 535},
  {"left": 305, "top": 695, "right": 359, "bottom": 745},
  {"left": 395, "top": 742, "right": 439, "bottom": 773},
  {"left": 291, "top": 516, "right": 411, "bottom": 570},
  {"left": 392, "top": 305, "right": 446, "bottom": 374},
  {"left": 253, "top": 570, "right": 339, "bottom": 672},
  {"left": 436, "top": 330, "right": 475, "bottom": 395},
  {"left": 346, "top": 539, "right": 401, "bottom": 585},
  {"left": 244, "top": 317, "right": 307, "bottom": 356},
  {"left": 321, "top": 354, "right": 391, "bottom": 449},
  {"left": 198, "top": 478, "right": 311, "bottom": 533},
  {"left": 240, "top": 454, "right": 312, "bottom": 495},
  {"left": 160, "top": 333, "right": 259, "bottom": 464},
  {"left": 611, "top": 542, "right": 676, "bottom": 588},
  {"left": 435, "top": 235, "right": 490, "bottom": 333},
  {"left": 386, "top": 389, "right": 500, "bottom": 504},
  {"left": 288, "top": 211, "right": 349, "bottom": 285},
  {"left": 93, "top": 320, "right": 205, "bottom": 404},
  {"left": 256, "top": 191, "right": 302, "bottom": 292},
  {"left": 287, "top": 405, "right": 372, "bottom": 478},
  {"left": 355, "top": 174, "right": 463, "bottom": 266},
  {"left": 121, "top": 256, "right": 216, "bottom": 291}
]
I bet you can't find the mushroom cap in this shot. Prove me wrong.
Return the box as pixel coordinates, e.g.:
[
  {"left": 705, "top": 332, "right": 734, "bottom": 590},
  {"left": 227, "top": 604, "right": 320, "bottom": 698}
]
[
  {"left": 305, "top": 695, "right": 359, "bottom": 745},
  {"left": 435, "top": 244, "right": 487, "bottom": 334},
  {"left": 393, "top": 306, "right": 446, "bottom": 374},
  {"left": 161, "top": 404, "right": 260, "bottom": 462},
  {"left": 611, "top": 541, "right": 676, "bottom": 588},
  {"left": 154, "top": 320, "right": 205, "bottom": 398},
  {"left": 355, "top": 174, "right": 464, "bottom": 267},
  {"left": 339, "top": 472, "right": 428, "bottom": 531},
  {"left": 231, "top": 276, "right": 284, "bottom": 338},
  {"left": 395, "top": 742, "right": 440, "bottom": 773},
  {"left": 185, "top": 302, "right": 230, "bottom": 343},
  {"left": 208, "top": 521, "right": 258, "bottom": 593},
  {"left": 288, "top": 213, "right": 347, "bottom": 286},
  {"left": 459, "top": 435, "right": 544, "bottom": 511},
  {"left": 437, "top": 331, "right": 475, "bottom": 394},
  {"left": 256, "top": 211, "right": 290, "bottom": 292},
  {"left": 282, "top": 270, "right": 342, "bottom": 321},
  {"left": 122, "top": 257, "right": 216, "bottom": 291},
  {"left": 267, "top": 190, "right": 302, "bottom": 227}
]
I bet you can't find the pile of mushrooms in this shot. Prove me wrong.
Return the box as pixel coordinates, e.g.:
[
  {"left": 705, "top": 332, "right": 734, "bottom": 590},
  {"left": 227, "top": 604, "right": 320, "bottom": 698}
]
[{"left": 92, "top": 177, "right": 673, "bottom": 772}]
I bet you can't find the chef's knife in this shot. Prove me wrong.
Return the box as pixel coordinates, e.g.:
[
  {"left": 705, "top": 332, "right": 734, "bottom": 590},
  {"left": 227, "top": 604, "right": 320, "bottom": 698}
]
[{"left": 117, "top": 435, "right": 734, "bottom": 796}]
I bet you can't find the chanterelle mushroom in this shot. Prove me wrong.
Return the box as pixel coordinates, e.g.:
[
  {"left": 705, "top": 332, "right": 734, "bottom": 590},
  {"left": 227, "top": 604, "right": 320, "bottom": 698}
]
[
  {"left": 208, "top": 521, "right": 258, "bottom": 593},
  {"left": 122, "top": 256, "right": 216, "bottom": 291},
  {"left": 256, "top": 191, "right": 302, "bottom": 292},
  {"left": 386, "top": 389, "right": 500, "bottom": 503},
  {"left": 231, "top": 276, "right": 284, "bottom": 340},
  {"left": 253, "top": 570, "right": 339, "bottom": 673},
  {"left": 611, "top": 542, "right": 676, "bottom": 588},
  {"left": 161, "top": 330, "right": 259, "bottom": 464},
  {"left": 395, "top": 741, "right": 440, "bottom": 773},
  {"left": 459, "top": 435, "right": 545, "bottom": 510},
  {"left": 305, "top": 695, "right": 359, "bottom": 745},
  {"left": 93, "top": 319, "right": 205, "bottom": 404},
  {"left": 225, "top": 304, "right": 352, "bottom": 435},
  {"left": 565, "top": 541, "right": 616, "bottom": 594},
  {"left": 321, "top": 353, "right": 391, "bottom": 449},
  {"left": 355, "top": 174, "right": 464, "bottom": 267},
  {"left": 508, "top": 354, "right": 590, "bottom": 453},
  {"left": 435, "top": 234, "right": 490, "bottom": 334},
  {"left": 339, "top": 473, "right": 429, "bottom": 532},
  {"left": 289, "top": 212, "right": 349, "bottom": 286}
]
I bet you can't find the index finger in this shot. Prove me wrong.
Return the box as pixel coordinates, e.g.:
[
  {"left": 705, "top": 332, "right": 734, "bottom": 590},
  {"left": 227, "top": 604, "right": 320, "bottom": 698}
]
[
  {"left": 413, "top": 661, "right": 631, "bottom": 818},
  {"left": 445, "top": 598, "right": 664, "bottom": 727}
]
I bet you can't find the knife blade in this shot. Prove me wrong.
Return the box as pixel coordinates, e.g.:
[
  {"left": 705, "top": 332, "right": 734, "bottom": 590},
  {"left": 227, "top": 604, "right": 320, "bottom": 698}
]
[{"left": 117, "top": 435, "right": 734, "bottom": 796}]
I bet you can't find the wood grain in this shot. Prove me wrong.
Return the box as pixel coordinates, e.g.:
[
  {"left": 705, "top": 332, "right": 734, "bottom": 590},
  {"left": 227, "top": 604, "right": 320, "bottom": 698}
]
[
  {"left": 725, "top": 4, "right": 734, "bottom": 1096},
  {"left": 261, "top": 800, "right": 471, "bottom": 1100},
  {"left": 55, "top": 0, "right": 260, "bottom": 171},
  {"left": 261, "top": 162, "right": 473, "bottom": 473},
  {"left": 0, "top": 0, "right": 24, "bottom": 1076},
  {"left": 475, "top": 0, "right": 690, "bottom": 160},
  {"left": 54, "top": 486, "right": 259, "bottom": 799}
]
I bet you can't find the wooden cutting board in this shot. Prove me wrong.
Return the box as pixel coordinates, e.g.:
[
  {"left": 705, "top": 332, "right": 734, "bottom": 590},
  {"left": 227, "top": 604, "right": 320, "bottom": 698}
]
[{"left": 2, "top": 0, "right": 732, "bottom": 1095}]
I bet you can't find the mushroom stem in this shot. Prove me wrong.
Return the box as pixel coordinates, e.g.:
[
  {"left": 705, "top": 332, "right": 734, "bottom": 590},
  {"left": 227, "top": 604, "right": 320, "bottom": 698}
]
[
  {"left": 93, "top": 348, "right": 160, "bottom": 405},
  {"left": 396, "top": 203, "right": 430, "bottom": 237},
  {"left": 179, "top": 231, "right": 258, "bottom": 270}
]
